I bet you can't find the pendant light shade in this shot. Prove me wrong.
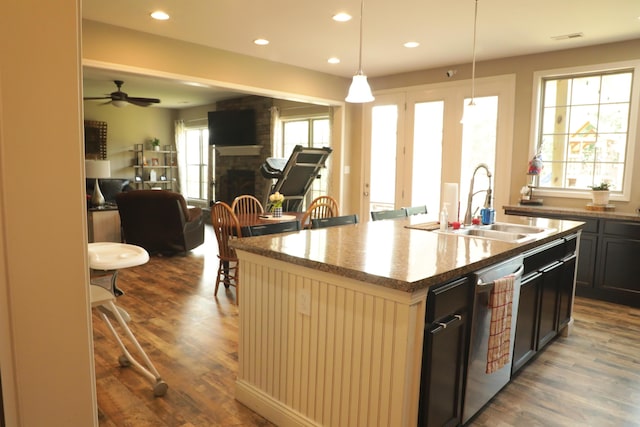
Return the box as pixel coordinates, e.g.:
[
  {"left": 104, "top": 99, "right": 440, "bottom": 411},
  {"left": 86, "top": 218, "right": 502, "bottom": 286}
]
[
  {"left": 346, "top": 74, "right": 374, "bottom": 103},
  {"left": 345, "top": 0, "right": 374, "bottom": 103}
]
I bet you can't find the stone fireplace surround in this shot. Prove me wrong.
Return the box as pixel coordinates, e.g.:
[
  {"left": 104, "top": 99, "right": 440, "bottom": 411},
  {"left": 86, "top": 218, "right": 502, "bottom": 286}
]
[{"left": 213, "top": 96, "right": 274, "bottom": 207}]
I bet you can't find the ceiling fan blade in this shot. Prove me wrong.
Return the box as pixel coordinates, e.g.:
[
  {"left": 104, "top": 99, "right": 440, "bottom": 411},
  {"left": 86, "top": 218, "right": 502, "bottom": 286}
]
[
  {"left": 127, "top": 97, "right": 161, "bottom": 107},
  {"left": 83, "top": 96, "right": 111, "bottom": 100}
]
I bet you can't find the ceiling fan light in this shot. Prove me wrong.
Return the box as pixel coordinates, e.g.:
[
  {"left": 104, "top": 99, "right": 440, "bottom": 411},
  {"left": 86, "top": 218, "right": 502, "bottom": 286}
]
[
  {"left": 112, "top": 100, "right": 128, "bottom": 108},
  {"left": 345, "top": 74, "right": 374, "bottom": 103}
]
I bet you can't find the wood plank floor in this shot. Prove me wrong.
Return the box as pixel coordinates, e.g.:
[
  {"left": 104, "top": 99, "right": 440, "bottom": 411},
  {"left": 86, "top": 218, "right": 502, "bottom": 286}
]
[{"left": 94, "top": 225, "right": 640, "bottom": 426}]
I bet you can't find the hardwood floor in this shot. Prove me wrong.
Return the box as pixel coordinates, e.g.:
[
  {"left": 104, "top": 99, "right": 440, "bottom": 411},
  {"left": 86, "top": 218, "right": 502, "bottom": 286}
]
[{"left": 94, "top": 226, "right": 640, "bottom": 426}]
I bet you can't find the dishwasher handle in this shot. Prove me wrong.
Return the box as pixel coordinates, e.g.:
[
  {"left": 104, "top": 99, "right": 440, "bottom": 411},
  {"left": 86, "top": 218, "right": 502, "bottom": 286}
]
[{"left": 476, "top": 263, "right": 524, "bottom": 293}]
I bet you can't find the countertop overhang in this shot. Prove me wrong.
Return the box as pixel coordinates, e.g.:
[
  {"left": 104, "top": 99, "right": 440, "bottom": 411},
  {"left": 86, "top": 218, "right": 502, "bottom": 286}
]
[
  {"left": 231, "top": 215, "right": 584, "bottom": 293},
  {"left": 504, "top": 204, "right": 640, "bottom": 222}
]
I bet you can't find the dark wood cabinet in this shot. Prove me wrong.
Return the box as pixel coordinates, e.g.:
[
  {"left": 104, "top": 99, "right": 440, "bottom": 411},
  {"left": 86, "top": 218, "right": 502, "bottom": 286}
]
[
  {"left": 576, "top": 232, "right": 597, "bottom": 289},
  {"left": 597, "top": 221, "right": 640, "bottom": 306},
  {"left": 512, "top": 271, "right": 541, "bottom": 374},
  {"left": 537, "top": 260, "right": 562, "bottom": 348},
  {"left": 419, "top": 277, "right": 470, "bottom": 427},
  {"left": 512, "top": 234, "right": 578, "bottom": 375},
  {"left": 505, "top": 209, "right": 640, "bottom": 308},
  {"left": 558, "top": 253, "right": 577, "bottom": 330}
]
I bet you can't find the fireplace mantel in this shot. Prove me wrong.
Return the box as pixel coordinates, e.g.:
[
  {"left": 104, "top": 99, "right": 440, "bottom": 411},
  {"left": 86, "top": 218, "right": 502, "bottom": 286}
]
[{"left": 215, "top": 145, "right": 262, "bottom": 156}]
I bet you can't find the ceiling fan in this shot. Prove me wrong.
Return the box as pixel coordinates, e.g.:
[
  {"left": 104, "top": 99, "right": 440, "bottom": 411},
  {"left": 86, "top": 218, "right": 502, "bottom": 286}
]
[{"left": 83, "top": 80, "right": 161, "bottom": 107}]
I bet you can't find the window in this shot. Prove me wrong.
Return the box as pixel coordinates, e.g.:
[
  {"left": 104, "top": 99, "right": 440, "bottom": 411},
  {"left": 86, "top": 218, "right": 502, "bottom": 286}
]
[
  {"left": 532, "top": 62, "right": 639, "bottom": 200},
  {"left": 179, "top": 127, "right": 210, "bottom": 202},
  {"left": 280, "top": 117, "right": 331, "bottom": 206}
]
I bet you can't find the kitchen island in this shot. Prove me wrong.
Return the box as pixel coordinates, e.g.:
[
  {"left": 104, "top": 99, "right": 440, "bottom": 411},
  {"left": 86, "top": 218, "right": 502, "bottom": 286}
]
[{"left": 231, "top": 215, "right": 583, "bottom": 427}]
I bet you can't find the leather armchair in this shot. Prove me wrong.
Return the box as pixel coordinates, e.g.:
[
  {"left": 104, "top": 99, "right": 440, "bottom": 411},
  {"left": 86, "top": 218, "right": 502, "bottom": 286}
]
[{"left": 116, "top": 190, "right": 205, "bottom": 255}]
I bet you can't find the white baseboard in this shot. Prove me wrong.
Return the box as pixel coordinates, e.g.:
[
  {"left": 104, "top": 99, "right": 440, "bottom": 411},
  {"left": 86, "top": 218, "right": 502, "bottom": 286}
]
[{"left": 235, "top": 380, "right": 321, "bottom": 427}]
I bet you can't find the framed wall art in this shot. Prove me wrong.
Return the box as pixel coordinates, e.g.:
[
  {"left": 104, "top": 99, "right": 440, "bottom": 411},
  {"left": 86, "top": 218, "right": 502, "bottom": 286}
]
[{"left": 84, "top": 120, "right": 107, "bottom": 160}]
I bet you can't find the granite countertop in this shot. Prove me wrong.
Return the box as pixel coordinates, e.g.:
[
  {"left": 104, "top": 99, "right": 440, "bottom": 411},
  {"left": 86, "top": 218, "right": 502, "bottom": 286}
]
[
  {"left": 231, "top": 215, "right": 584, "bottom": 293},
  {"left": 504, "top": 204, "right": 640, "bottom": 222}
]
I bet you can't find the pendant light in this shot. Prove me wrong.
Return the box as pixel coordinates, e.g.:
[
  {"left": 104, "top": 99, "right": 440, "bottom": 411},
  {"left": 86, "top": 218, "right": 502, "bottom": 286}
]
[
  {"left": 345, "top": 0, "right": 374, "bottom": 103},
  {"left": 461, "top": 0, "right": 479, "bottom": 123}
]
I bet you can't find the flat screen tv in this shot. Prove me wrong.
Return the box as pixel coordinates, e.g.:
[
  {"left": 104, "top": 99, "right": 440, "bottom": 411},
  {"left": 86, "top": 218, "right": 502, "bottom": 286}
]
[{"left": 208, "top": 109, "right": 257, "bottom": 146}]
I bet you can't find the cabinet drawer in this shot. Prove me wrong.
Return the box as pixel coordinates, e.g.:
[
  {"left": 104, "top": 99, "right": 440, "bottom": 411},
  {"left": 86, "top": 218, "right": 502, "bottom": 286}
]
[
  {"left": 603, "top": 220, "right": 640, "bottom": 239},
  {"left": 563, "top": 233, "right": 577, "bottom": 256},
  {"left": 523, "top": 239, "right": 564, "bottom": 276},
  {"left": 426, "top": 277, "right": 470, "bottom": 322}
]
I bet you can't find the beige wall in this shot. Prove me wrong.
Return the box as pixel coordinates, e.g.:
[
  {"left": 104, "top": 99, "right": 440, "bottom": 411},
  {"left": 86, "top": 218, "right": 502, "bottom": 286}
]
[
  {"left": 0, "top": 1, "right": 97, "bottom": 426},
  {"left": 371, "top": 39, "right": 640, "bottom": 214},
  {"left": 83, "top": 101, "right": 177, "bottom": 178},
  {"left": 82, "top": 20, "right": 349, "bottom": 106},
  {"left": 83, "top": 20, "right": 640, "bottom": 215}
]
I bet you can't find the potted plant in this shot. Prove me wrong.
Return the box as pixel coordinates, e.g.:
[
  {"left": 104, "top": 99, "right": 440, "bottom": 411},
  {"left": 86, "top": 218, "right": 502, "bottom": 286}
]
[
  {"left": 151, "top": 137, "right": 160, "bottom": 151},
  {"left": 589, "top": 182, "right": 612, "bottom": 205}
]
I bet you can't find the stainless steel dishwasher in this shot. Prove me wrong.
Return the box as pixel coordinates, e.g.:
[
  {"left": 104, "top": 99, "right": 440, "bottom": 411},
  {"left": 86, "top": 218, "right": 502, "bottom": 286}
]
[{"left": 462, "top": 255, "right": 524, "bottom": 424}]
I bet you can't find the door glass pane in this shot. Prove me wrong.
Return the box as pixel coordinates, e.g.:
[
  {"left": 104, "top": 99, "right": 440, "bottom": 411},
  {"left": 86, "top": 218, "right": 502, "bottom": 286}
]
[
  {"left": 459, "top": 96, "right": 498, "bottom": 223},
  {"left": 412, "top": 101, "right": 444, "bottom": 214},
  {"left": 369, "top": 105, "right": 398, "bottom": 212}
]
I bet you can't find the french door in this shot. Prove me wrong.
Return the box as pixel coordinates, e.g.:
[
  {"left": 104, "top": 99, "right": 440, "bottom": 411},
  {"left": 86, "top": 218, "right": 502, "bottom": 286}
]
[{"left": 362, "top": 75, "right": 515, "bottom": 222}]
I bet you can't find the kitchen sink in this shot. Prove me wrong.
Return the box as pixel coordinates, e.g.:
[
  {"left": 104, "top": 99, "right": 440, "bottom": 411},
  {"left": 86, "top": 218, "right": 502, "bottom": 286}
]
[
  {"left": 425, "top": 220, "right": 554, "bottom": 243},
  {"left": 440, "top": 228, "right": 535, "bottom": 243},
  {"left": 480, "top": 222, "right": 551, "bottom": 234}
]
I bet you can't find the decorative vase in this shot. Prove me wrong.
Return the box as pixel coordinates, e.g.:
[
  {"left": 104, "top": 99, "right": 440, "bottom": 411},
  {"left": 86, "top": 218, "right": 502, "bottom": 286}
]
[
  {"left": 273, "top": 207, "right": 282, "bottom": 218},
  {"left": 591, "top": 190, "right": 610, "bottom": 206}
]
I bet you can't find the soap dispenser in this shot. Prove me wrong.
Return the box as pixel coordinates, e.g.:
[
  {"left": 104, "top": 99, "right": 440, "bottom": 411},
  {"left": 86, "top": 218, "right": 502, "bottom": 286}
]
[{"left": 440, "top": 203, "right": 449, "bottom": 231}]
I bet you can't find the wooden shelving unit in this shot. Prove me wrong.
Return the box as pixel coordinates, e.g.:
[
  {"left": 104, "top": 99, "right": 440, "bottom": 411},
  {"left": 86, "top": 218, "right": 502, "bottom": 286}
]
[{"left": 131, "top": 143, "right": 177, "bottom": 190}]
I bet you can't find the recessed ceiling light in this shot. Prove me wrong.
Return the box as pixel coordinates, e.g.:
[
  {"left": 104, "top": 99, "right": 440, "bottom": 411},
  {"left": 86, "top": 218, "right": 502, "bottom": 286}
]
[
  {"left": 150, "top": 11, "right": 170, "bottom": 20},
  {"left": 328, "top": 57, "right": 341, "bottom": 64},
  {"left": 254, "top": 38, "right": 270, "bottom": 46},
  {"left": 404, "top": 41, "right": 420, "bottom": 48},
  {"left": 333, "top": 12, "right": 352, "bottom": 22}
]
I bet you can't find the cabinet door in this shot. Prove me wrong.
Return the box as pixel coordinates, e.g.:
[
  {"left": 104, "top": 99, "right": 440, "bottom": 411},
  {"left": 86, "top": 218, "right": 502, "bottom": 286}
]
[
  {"left": 512, "top": 272, "right": 541, "bottom": 375},
  {"left": 576, "top": 232, "right": 597, "bottom": 290},
  {"left": 557, "top": 254, "right": 576, "bottom": 331},
  {"left": 599, "top": 237, "right": 640, "bottom": 294},
  {"left": 419, "top": 313, "right": 467, "bottom": 427},
  {"left": 537, "top": 261, "right": 562, "bottom": 349},
  {"left": 419, "top": 277, "right": 469, "bottom": 427}
]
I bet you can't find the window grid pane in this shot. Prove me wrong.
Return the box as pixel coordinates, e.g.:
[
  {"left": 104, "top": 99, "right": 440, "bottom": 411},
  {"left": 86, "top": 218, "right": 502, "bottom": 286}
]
[
  {"left": 538, "top": 69, "right": 633, "bottom": 191},
  {"left": 281, "top": 117, "right": 331, "bottom": 209}
]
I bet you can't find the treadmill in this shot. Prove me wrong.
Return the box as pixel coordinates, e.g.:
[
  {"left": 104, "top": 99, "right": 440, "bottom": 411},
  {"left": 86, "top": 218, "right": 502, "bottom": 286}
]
[{"left": 261, "top": 145, "right": 332, "bottom": 212}]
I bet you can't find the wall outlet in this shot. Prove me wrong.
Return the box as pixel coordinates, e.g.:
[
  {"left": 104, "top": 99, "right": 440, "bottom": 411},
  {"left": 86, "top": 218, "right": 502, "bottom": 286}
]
[{"left": 297, "top": 288, "right": 311, "bottom": 316}]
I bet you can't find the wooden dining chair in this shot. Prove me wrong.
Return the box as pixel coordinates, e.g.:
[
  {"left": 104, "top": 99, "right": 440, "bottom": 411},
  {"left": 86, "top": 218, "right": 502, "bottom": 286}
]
[
  {"left": 404, "top": 205, "right": 428, "bottom": 216},
  {"left": 311, "top": 214, "right": 359, "bottom": 229},
  {"left": 300, "top": 201, "right": 336, "bottom": 229},
  {"left": 370, "top": 208, "right": 407, "bottom": 221},
  {"left": 309, "top": 195, "right": 339, "bottom": 216},
  {"left": 245, "top": 220, "right": 301, "bottom": 236},
  {"left": 231, "top": 194, "right": 264, "bottom": 216},
  {"left": 210, "top": 201, "right": 242, "bottom": 302}
]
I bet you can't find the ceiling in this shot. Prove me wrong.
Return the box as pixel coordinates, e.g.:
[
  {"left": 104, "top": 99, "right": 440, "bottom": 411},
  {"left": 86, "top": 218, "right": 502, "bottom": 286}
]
[{"left": 82, "top": 0, "right": 640, "bottom": 109}]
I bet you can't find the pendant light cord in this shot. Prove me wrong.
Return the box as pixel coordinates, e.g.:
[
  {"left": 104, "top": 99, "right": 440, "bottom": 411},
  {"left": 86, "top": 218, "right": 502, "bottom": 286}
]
[
  {"left": 357, "top": 0, "right": 365, "bottom": 75},
  {"left": 470, "top": 0, "right": 478, "bottom": 103}
]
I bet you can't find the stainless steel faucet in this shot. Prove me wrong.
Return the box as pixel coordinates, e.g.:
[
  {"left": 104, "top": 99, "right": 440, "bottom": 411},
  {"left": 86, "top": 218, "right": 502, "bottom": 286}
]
[{"left": 463, "top": 163, "right": 493, "bottom": 225}]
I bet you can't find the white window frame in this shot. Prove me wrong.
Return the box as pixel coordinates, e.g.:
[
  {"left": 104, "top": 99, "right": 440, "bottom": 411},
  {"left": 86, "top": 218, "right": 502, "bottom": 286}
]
[
  {"left": 529, "top": 60, "right": 640, "bottom": 202},
  {"left": 278, "top": 114, "right": 332, "bottom": 208},
  {"left": 180, "top": 126, "right": 210, "bottom": 204}
]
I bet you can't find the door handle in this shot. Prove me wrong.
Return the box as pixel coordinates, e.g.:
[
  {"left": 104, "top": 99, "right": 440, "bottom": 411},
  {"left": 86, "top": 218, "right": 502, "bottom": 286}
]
[{"left": 430, "top": 314, "right": 462, "bottom": 334}]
